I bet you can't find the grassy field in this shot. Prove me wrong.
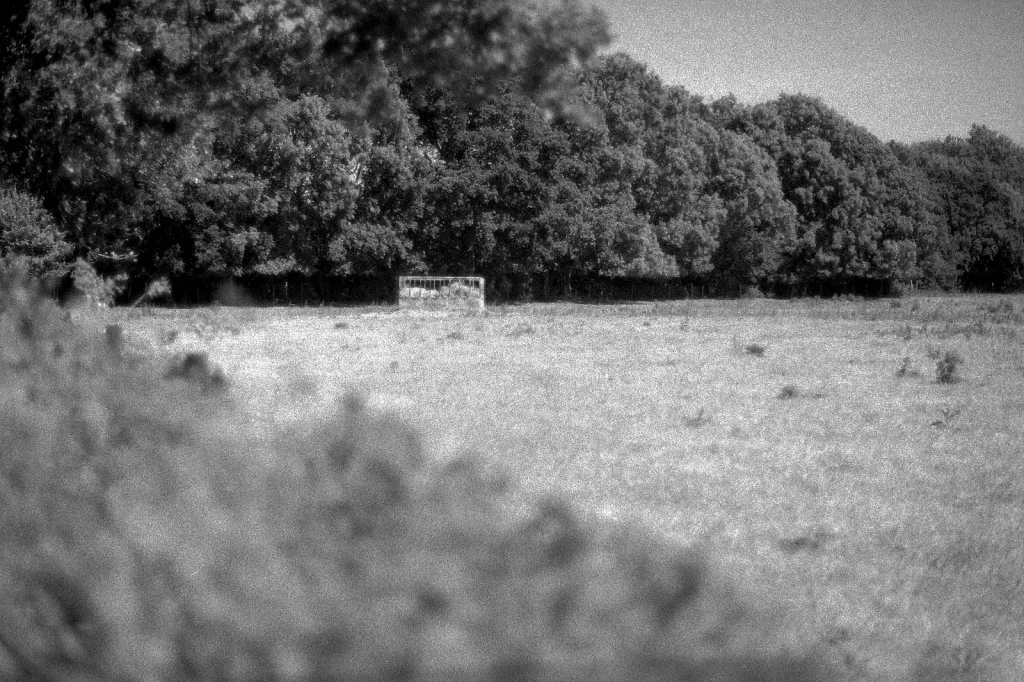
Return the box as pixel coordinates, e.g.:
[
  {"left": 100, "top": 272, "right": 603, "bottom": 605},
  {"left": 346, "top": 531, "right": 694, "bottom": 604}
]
[{"left": 110, "top": 294, "right": 1024, "bottom": 681}]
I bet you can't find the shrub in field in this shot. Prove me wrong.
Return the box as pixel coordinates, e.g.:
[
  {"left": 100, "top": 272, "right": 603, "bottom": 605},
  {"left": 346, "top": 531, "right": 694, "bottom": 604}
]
[
  {"left": 745, "top": 343, "right": 767, "bottom": 357},
  {"left": 935, "top": 350, "right": 964, "bottom": 384},
  {"left": 0, "top": 272, "right": 833, "bottom": 681},
  {"left": 896, "top": 356, "right": 921, "bottom": 378},
  {"left": 163, "top": 351, "right": 228, "bottom": 393},
  {"left": 778, "top": 384, "right": 801, "bottom": 399}
]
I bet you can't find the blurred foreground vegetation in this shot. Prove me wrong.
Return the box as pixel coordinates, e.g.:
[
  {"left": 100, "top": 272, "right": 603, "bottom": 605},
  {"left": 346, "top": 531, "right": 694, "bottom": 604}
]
[{"left": 0, "top": 269, "right": 838, "bottom": 680}]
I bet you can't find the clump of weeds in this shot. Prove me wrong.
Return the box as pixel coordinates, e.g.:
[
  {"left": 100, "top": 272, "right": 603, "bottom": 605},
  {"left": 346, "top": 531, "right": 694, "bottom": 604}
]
[
  {"left": 777, "top": 526, "right": 835, "bottom": 554},
  {"left": 935, "top": 350, "right": 964, "bottom": 384},
  {"left": 163, "top": 351, "right": 228, "bottom": 393},
  {"left": 745, "top": 342, "right": 767, "bottom": 357},
  {"left": 896, "top": 355, "right": 921, "bottom": 378},
  {"left": 778, "top": 384, "right": 801, "bottom": 399},
  {"left": 684, "top": 407, "right": 712, "bottom": 428},
  {"left": 508, "top": 322, "right": 536, "bottom": 338},
  {"left": 930, "top": 405, "right": 963, "bottom": 428},
  {"left": 445, "top": 329, "right": 466, "bottom": 341}
]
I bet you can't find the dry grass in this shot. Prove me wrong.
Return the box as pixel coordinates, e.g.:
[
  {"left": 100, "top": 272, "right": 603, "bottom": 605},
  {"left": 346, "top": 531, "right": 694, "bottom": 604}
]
[
  {"left": 3, "top": 281, "right": 834, "bottom": 682},
  {"left": 112, "top": 294, "right": 1024, "bottom": 680}
]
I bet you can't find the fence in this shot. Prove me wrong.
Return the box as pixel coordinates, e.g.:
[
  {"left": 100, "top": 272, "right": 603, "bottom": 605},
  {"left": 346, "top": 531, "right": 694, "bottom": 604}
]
[{"left": 397, "top": 276, "right": 485, "bottom": 312}]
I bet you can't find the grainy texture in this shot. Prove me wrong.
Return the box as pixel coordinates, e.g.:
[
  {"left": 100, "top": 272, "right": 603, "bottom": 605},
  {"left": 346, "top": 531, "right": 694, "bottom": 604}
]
[
  {"left": 112, "top": 295, "right": 1024, "bottom": 680},
  {"left": 1, "top": 277, "right": 836, "bottom": 681}
]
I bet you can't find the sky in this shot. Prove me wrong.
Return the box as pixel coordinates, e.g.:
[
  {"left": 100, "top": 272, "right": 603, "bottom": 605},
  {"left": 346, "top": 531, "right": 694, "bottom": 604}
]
[{"left": 587, "top": 0, "right": 1024, "bottom": 145}]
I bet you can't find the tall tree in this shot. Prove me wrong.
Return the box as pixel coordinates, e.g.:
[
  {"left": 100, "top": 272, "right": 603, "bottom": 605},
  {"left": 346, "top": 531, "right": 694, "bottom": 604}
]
[
  {"left": 735, "top": 94, "right": 929, "bottom": 293},
  {"left": 706, "top": 131, "right": 797, "bottom": 294},
  {"left": 575, "top": 55, "right": 717, "bottom": 280},
  {"left": 900, "top": 126, "right": 1024, "bottom": 290},
  {"left": 0, "top": 0, "right": 611, "bottom": 280}
]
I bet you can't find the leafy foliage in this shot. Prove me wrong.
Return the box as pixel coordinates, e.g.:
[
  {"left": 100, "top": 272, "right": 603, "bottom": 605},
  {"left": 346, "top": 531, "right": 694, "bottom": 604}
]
[
  {"left": 1, "top": 0, "right": 1024, "bottom": 299},
  {"left": 898, "top": 126, "right": 1024, "bottom": 291},
  {"left": 0, "top": 183, "right": 73, "bottom": 277},
  {"left": 935, "top": 350, "right": 965, "bottom": 384},
  {"left": 1, "top": 0, "right": 611, "bottom": 291}
]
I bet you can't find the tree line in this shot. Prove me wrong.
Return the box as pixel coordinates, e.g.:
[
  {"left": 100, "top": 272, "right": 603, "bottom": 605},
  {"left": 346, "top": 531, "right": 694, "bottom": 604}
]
[{"left": 2, "top": 0, "right": 1022, "bottom": 302}]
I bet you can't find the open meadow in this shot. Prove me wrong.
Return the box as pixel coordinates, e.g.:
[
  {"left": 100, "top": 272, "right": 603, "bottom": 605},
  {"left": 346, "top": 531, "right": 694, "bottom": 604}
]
[{"left": 110, "top": 294, "right": 1024, "bottom": 681}]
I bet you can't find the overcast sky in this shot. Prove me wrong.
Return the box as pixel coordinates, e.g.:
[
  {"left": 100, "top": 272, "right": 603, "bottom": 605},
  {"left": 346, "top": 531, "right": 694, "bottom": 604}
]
[{"left": 587, "top": 0, "right": 1024, "bottom": 145}]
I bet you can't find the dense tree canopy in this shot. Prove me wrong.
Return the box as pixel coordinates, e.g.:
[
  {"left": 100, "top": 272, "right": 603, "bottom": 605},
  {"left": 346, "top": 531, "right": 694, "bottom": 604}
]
[
  {"left": 1, "top": 1, "right": 1023, "bottom": 300},
  {"left": 895, "top": 126, "right": 1024, "bottom": 291}
]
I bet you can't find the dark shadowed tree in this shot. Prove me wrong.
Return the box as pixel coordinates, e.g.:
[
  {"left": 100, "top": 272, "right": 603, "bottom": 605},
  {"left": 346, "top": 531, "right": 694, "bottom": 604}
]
[
  {"left": 574, "top": 55, "right": 718, "bottom": 281},
  {"left": 706, "top": 131, "right": 798, "bottom": 295},
  {"left": 898, "top": 126, "right": 1024, "bottom": 291},
  {"left": 731, "top": 94, "right": 931, "bottom": 294},
  {"left": 0, "top": 0, "right": 611, "bottom": 282}
]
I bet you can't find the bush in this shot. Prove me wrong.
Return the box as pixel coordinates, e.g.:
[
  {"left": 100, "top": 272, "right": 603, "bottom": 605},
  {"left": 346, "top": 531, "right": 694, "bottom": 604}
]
[
  {"left": 745, "top": 343, "right": 767, "bottom": 357},
  {"left": 163, "top": 351, "right": 228, "bottom": 393},
  {"left": 936, "top": 350, "right": 964, "bottom": 384},
  {"left": 0, "top": 272, "right": 833, "bottom": 681},
  {"left": 896, "top": 356, "right": 921, "bottom": 378},
  {"left": 0, "top": 183, "right": 73, "bottom": 278},
  {"left": 778, "top": 385, "right": 801, "bottom": 399},
  {"left": 71, "top": 258, "right": 127, "bottom": 307}
]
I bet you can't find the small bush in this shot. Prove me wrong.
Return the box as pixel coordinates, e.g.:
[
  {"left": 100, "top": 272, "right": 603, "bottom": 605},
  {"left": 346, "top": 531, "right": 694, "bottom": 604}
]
[
  {"left": 0, "top": 183, "right": 74, "bottom": 278},
  {"left": 745, "top": 343, "right": 767, "bottom": 357},
  {"left": 684, "top": 407, "right": 711, "bottom": 428},
  {"left": 445, "top": 329, "right": 466, "bottom": 341},
  {"left": 930, "top": 406, "right": 962, "bottom": 428},
  {"left": 71, "top": 258, "right": 126, "bottom": 307},
  {"left": 935, "top": 350, "right": 964, "bottom": 384},
  {"left": 896, "top": 356, "right": 921, "bottom": 378},
  {"left": 163, "top": 351, "right": 228, "bottom": 393},
  {"left": 778, "top": 385, "right": 801, "bottom": 399}
]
